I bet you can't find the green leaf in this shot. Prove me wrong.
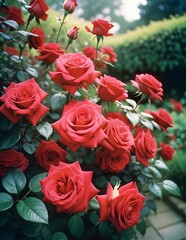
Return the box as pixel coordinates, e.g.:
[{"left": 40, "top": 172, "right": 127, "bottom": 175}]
[
  {"left": 89, "top": 210, "right": 99, "bottom": 225},
  {"left": 140, "top": 119, "right": 154, "bottom": 131},
  {"left": 110, "top": 176, "right": 121, "bottom": 187},
  {"left": 125, "top": 99, "right": 137, "bottom": 109},
  {"left": 26, "top": 67, "right": 38, "bottom": 78},
  {"left": 146, "top": 199, "right": 157, "bottom": 214},
  {"left": 52, "top": 232, "right": 68, "bottom": 240},
  {"left": 0, "top": 131, "right": 20, "bottom": 149},
  {"left": 29, "top": 172, "right": 47, "bottom": 193},
  {"left": 23, "top": 142, "right": 36, "bottom": 154},
  {"left": 68, "top": 215, "right": 84, "bottom": 239},
  {"left": 162, "top": 180, "right": 182, "bottom": 197},
  {"left": 154, "top": 160, "right": 169, "bottom": 171},
  {"left": 0, "top": 32, "right": 12, "bottom": 40},
  {"left": 136, "top": 220, "right": 147, "bottom": 235},
  {"left": 148, "top": 183, "right": 162, "bottom": 199},
  {"left": 36, "top": 122, "right": 53, "bottom": 140},
  {"left": 148, "top": 166, "right": 162, "bottom": 179},
  {"left": 2, "top": 168, "right": 26, "bottom": 194},
  {"left": 126, "top": 112, "right": 139, "bottom": 126},
  {"left": 89, "top": 197, "right": 100, "bottom": 210},
  {"left": 51, "top": 93, "right": 67, "bottom": 110},
  {"left": 23, "top": 223, "right": 43, "bottom": 238},
  {"left": 94, "top": 176, "right": 107, "bottom": 188},
  {"left": 0, "top": 114, "right": 13, "bottom": 131},
  {"left": 0, "top": 192, "right": 14, "bottom": 211},
  {"left": 4, "top": 20, "right": 19, "bottom": 29},
  {"left": 151, "top": 120, "right": 161, "bottom": 130},
  {"left": 16, "top": 197, "right": 48, "bottom": 224},
  {"left": 18, "top": 30, "right": 39, "bottom": 37},
  {"left": 16, "top": 70, "right": 27, "bottom": 81}
]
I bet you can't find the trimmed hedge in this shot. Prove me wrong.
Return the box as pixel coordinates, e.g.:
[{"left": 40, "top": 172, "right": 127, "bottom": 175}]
[{"left": 105, "top": 14, "right": 186, "bottom": 94}]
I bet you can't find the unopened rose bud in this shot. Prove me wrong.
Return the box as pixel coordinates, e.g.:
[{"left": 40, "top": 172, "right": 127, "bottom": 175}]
[
  {"left": 67, "top": 26, "right": 79, "bottom": 40},
  {"left": 63, "top": 0, "right": 78, "bottom": 14}
]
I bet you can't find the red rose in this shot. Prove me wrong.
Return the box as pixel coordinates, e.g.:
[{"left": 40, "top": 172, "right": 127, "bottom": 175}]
[
  {"left": 146, "top": 108, "right": 173, "bottom": 132},
  {"left": 83, "top": 46, "right": 96, "bottom": 61},
  {"left": 134, "top": 130, "right": 157, "bottom": 166},
  {"left": 85, "top": 19, "right": 114, "bottom": 37},
  {"left": 0, "top": 6, "right": 24, "bottom": 26},
  {"left": 100, "top": 46, "right": 117, "bottom": 63},
  {"left": 5, "top": 46, "right": 19, "bottom": 56},
  {"left": 67, "top": 26, "right": 79, "bottom": 40},
  {"left": 40, "top": 161, "right": 99, "bottom": 213},
  {"left": 95, "top": 148, "right": 131, "bottom": 173},
  {"left": 104, "top": 112, "right": 133, "bottom": 129},
  {"left": 0, "top": 78, "right": 49, "bottom": 126},
  {"left": 28, "top": 27, "right": 45, "bottom": 49},
  {"left": 0, "top": 150, "right": 29, "bottom": 176},
  {"left": 96, "top": 182, "right": 145, "bottom": 231},
  {"left": 102, "top": 118, "right": 134, "bottom": 151},
  {"left": 52, "top": 99, "right": 108, "bottom": 152},
  {"left": 49, "top": 53, "right": 100, "bottom": 95},
  {"left": 35, "top": 140, "right": 67, "bottom": 170},
  {"left": 131, "top": 74, "right": 163, "bottom": 102},
  {"left": 63, "top": 0, "right": 78, "bottom": 13},
  {"left": 160, "top": 143, "right": 175, "bottom": 161},
  {"left": 36, "top": 43, "right": 65, "bottom": 64},
  {"left": 96, "top": 74, "right": 128, "bottom": 101},
  {"left": 169, "top": 99, "right": 183, "bottom": 112},
  {"left": 28, "top": 0, "right": 49, "bottom": 23}
]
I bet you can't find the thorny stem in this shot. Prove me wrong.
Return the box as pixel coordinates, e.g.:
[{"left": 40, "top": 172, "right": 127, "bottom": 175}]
[{"left": 56, "top": 13, "right": 67, "bottom": 43}]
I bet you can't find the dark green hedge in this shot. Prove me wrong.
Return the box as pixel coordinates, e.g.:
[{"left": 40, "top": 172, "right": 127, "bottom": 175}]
[{"left": 105, "top": 14, "right": 186, "bottom": 94}]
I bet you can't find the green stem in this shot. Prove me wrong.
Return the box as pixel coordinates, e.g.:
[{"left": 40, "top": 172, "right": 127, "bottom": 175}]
[
  {"left": 94, "top": 37, "right": 100, "bottom": 65},
  {"left": 133, "top": 94, "right": 146, "bottom": 111},
  {"left": 56, "top": 14, "right": 67, "bottom": 43}
]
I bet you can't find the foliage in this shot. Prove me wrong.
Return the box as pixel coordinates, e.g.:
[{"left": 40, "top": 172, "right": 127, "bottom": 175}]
[
  {"left": 105, "top": 14, "right": 186, "bottom": 94},
  {"left": 0, "top": 0, "right": 182, "bottom": 239}
]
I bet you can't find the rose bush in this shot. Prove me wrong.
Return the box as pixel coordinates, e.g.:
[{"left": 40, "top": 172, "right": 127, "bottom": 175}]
[{"left": 0, "top": 0, "right": 181, "bottom": 239}]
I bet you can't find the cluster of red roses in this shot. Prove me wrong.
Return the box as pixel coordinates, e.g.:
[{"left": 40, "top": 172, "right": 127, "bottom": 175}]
[{"left": 0, "top": 0, "right": 176, "bottom": 233}]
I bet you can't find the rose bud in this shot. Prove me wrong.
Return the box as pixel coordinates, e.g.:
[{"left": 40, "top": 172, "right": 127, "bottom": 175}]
[
  {"left": 67, "top": 26, "right": 79, "bottom": 40},
  {"left": 63, "top": 0, "right": 78, "bottom": 14}
]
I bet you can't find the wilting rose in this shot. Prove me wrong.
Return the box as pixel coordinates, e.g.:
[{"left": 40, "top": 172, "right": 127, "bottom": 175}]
[
  {"left": 85, "top": 19, "right": 114, "bottom": 37},
  {"left": 0, "top": 150, "right": 29, "bottom": 176},
  {"left": 35, "top": 140, "right": 67, "bottom": 170},
  {"left": 100, "top": 46, "right": 117, "bottom": 63},
  {"left": 96, "top": 182, "right": 145, "bottom": 231},
  {"left": 52, "top": 99, "right": 108, "bottom": 152},
  {"left": 0, "top": 78, "right": 49, "bottom": 126},
  {"left": 169, "top": 99, "right": 183, "bottom": 112},
  {"left": 96, "top": 75, "right": 128, "bottom": 101},
  {"left": 102, "top": 118, "right": 134, "bottom": 151},
  {"left": 160, "top": 143, "right": 175, "bottom": 161},
  {"left": 95, "top": 148, "right": 131, "bottom": 173},
  {"left": 36, "top": 43, "right": 65, "bottom": 64},
  {"left": 0, "top": 6, "right": 24, "bottom": 26},
  {"left": 131, "top": 74, "right": 163, "bottom": 102},
  {"left": 83, "top": 46, "right": 96, "bottom": 61},
  {"left": 63, "top": 0, "right": 78, "bottom": 13},
  {"left": 146, "top": 108, "right": 173, "bottom": 132},
  {"left": 49, "top": 53, "right": 100, "bottom": 95},
  {"left": 28, "top": 27, "right": 45, "bottom": 49},
  {"left": 134, "top": 130, "right": 157, "bottom": 166},
  {"left": 67, "top": 26, "right": 79, "bottom": 40},
  {"left": 40, "top": 161, "right": 99, "bottom": 213},
  {"left": 28, "top": 0, "right": 49, "bottom": 23}
]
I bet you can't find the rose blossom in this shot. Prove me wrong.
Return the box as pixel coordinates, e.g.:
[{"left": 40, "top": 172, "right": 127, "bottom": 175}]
[
  {"left": 85, "top": 19, "right": 114, "bottom": 37},
  {"left": 40, "top": 161, "right": 99, "bottom": 213},
  {"left": 169, "top": 99, "right": 183, "bottom": 112},
  {"left": 5, "top": 46, "right": 19, "bottom": 56},
  {"left": 52, "top": 99, "right": 108, "bottom": 152},
  {"left": 100, "top": 46, "right": 117, "bottom": 63},
  {"left": 102, "top": 118, "right": 134, "bottom": 151},
  {"left": 0, "top": 150, "right": 29, "bottom": 176},
  {"left": 36, "top": 43, "right": 65, "bottom": 64},
  {"left": 146, "top": 108, "right": 173, "bottom": 132},
  {"left": 67, "top": 26, "right": 79, "bottom": 40},
  {"left": 49, "top": 53, "right": 100, "bottom": 95},
  {"left": 134, "top": 130, "right": 157, "bottom": 166},
  {"left": 160, "top": 143, "right": 175, "bottom": 161},
  {"left": 104, "top": 112, "right": 133, "bottom": 129},
  {"left": 63, "top": 0, "right": 78, "bottom": 14},
  {"left": 95, "top": 148, "right": 131, "bottom": 173},
  {"left": 0, "top": 6, "right": 24, "bottom": 26},
  {"left": 28, "top": 0, "right": 49, "bottom": 23},
  {"left": 96, "top": 75, "right": 128, "bottom": 101},
  {"left": 28, "top": 27, "right": 45, "bottom": 49},
  {"left": 35, "top": 140, "right": 67, "bottom": 170},
  {"left": 131, "top": 74, "right": 163, "bottom": 102},
  {"left": 0, "top": 78, "right": 49, "bottom": 126},
  {"left": 96, "top": 182, "right": 145, "bottom": 231},
  {"left": 83, "top": 46, "right": 96, "bottom": 61}
]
